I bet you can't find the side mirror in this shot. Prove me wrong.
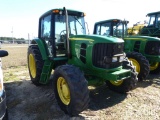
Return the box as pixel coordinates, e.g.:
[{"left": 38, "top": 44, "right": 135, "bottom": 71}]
[{"left": 0, "top": 50, "right": 8, "bottom": 57}]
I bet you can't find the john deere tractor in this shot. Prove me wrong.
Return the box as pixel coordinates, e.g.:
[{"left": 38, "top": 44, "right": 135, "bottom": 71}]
[
  {"left": 128, "top": 11, "right": 160, "bottom": 37},
  {"left": 93, "top": 19, "right": 160, "bottom": 78},
  {"left": 27, "top": 8, "right": 138, "bottom": 116}
]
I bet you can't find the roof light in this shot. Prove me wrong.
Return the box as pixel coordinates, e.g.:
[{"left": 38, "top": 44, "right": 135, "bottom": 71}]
[
  {"left": 53, "top": 10, "right": 59, "bottom": 13},
  {"left": 113, "top": 20, "right": 118, "bottom": 22}
]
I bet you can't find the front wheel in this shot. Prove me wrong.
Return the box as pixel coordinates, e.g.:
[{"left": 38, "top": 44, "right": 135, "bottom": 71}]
[
  {"left": 126, "top": 52, "right": 150, "bottom": 81},
  {"left": 53, "top": 65, "right": 90, "bottom": 116},
  {"left": 150, "top": 62, "right": 160, "bottom": 74},
  {"left": 106, "top": 57, "right": 138, "bottom": 93}
]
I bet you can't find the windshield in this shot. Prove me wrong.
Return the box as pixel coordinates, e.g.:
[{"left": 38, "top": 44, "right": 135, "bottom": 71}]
[
  {"left": 148, "top": 15, "right": 155, "bottom": 26},
  {"left": 55, "top": 14, "right": 86, "bottom": 38},
  {"left": 95, "top": 22, "right": 111, "bottom": 36},
  {"left": 113, "top": 22, "right": 127, "bottom": 37}
]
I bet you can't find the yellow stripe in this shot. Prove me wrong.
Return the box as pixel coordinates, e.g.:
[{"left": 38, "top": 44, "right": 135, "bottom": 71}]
[
  {"left": 70, "top": 38, "right": 94, "bottom": 41},
  {"left": 125, "top": 38, "right": 147, "bottom": 41}
]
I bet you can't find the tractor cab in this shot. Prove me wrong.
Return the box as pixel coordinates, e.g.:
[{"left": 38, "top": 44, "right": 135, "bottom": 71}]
[
  {"left": 93, "top": 19, "right": 128, "bottom": 38},
  {"left": 145, "top": 11, "right": 160, "bottom": 28},
  {"left": 38, "top": 8, "right": 86, "bottom": 58},
  {"left": 140, "top": 11, "right": 160, "bottom": 37}
]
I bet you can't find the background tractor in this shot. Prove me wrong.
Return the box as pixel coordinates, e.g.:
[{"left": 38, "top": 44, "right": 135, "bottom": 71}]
[
  {"left": 93, "top": 19, "right": 160, "bottom": 78},
  {"left": 27, "top": 8, "right": 138, "bottom": 116},
  {"left": 128, "top": 11, "right": 160, "bottom": 37},
  {"left": 128, "top": 21, "right": 147, "bottom": 35}
]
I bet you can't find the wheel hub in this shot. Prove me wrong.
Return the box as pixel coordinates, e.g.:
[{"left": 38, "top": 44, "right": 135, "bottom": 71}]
[
  {"left": 110, "top": 80, "right": 123, "bottom": 86},
  {"left": 129, "top": 58, "right": 140, "bottom": 73},
  {"left": 57, "top": 77, "right": 70, "bottom": 105},
  {"left": 29, "top": 54, "right": 36, "bottom": 78}
]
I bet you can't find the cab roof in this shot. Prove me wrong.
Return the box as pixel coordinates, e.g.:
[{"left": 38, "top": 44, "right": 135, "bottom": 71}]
[
  {"left": 40, "top": 8, "right": 84, "bottom": 18},
  {"left": 147, "top": 11, "right": 160, "bottom": 16},
  {"left": 95, "top": 19, "right": 122, "bottom": 24}
]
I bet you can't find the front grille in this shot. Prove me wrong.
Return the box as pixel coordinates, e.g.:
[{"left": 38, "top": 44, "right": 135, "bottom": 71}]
[
  {"left": 145, "top": 41, "right": 160, "bottom": 55},
  {"left": 92, "top": 43, "right": 124, "bottom": 69}
]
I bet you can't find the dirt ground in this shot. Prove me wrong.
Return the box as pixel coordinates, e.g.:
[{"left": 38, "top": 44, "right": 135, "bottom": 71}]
[
  {"left": 3, "top": 66, "right": 160, "bottom": 120},
  {"left": 1, "top": 44, "right": 160, "bottom": 120}
]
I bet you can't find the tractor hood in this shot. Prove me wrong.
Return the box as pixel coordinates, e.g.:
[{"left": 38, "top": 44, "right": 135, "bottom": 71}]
[
  {"left": 70, "top": 34, "right": 124, "bottom": 43},
  {"left": 124, "top": 35, "right": 160, "bottom": 42}
]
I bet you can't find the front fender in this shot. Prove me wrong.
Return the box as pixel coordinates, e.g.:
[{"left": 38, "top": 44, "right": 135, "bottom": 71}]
[{"left": 30, "top": 39, "right": 48, "bottom": 60}]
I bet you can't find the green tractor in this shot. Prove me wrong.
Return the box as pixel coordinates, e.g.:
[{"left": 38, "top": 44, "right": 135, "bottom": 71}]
[
  {"left": 128, "top": 11, "right": 160, "bottom": 38},
  {"left": 27, "top": 8, "right": 138, "bottom": 116},
  {"left": 93, "top": 19, "right": 160, "bottom": 79}
]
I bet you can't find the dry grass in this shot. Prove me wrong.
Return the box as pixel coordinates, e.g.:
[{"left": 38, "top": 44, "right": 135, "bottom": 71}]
[
  {"left": 1, "top": 44, "right": 28, "bottom": 69},
  {"left": 1, "top": 44, "right": 29, "bottom": 82}
]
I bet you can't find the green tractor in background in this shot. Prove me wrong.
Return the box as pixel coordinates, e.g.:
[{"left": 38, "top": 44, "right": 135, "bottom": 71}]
[
  {"left": 93, "top": 19, "right": 160, "bottom": 80},
  {"left": 27, "top": 8, "right": 138, "bottom": 116},
  {"left": 128, "top": 11, "right": 160, "bottom": 38}
]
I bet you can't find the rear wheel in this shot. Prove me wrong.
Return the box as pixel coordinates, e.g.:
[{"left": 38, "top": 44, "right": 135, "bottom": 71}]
[
  {"left": 27, "top": 45, "right": 44, "bottom": 85},
  {"left": 53, "top": 65, "right": 90, "bottom": 116},
  {"left": 126, "top": 52, "right": 150, "bottom": 81},
  {"left": 150, "top": 62, "right": 160, "bottom": 74},
  {"left": 106, "top": 57, "right": 138, "bottom": 93}
]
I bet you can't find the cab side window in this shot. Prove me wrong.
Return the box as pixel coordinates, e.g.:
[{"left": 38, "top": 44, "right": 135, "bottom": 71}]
[
  {"left": 41, "top": 15, "right": 51, "bottom": 38},
  {"left": 40, "top": 15, "right": 53, "bottom": 56}
]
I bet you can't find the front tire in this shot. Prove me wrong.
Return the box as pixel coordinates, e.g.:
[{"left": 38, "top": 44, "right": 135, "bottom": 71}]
[
  {"left": 106, "top": 57, "right": 138, "bottom": 93},
  {"left": 27, "top": 45, "right": 44, "bottom": 85},
  {"left": 53, "top": 65, "right": 90, "bottom": 116},
  {"left": 126, "top": 52, "right": 150, "bottom": 81}
]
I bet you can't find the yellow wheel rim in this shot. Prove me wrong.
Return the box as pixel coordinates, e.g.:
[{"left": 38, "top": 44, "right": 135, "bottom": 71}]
[
  {"left": 57, "top": 77, "right": 70, "bottom": 105},
  {"left": 110, "top": 80, "right": 123, "bottom": 86},
  {"left": 129, "top": 58, "right": 140, "bottom": 73},
  {"left": 29, "top": 54, "right": 36, "bottom": 78},
  {"left": 150, "top": 62, "right": 159, "bottom": 71}
]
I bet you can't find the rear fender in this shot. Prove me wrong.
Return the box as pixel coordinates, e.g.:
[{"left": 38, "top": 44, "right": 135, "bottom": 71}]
[{"left": 30, "top": 39, "right": 48, "bottom": 60}]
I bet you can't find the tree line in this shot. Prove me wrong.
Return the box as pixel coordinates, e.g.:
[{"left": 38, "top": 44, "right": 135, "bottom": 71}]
[{"left": 0, "top": 37, "right": 25, "bottom": 40}]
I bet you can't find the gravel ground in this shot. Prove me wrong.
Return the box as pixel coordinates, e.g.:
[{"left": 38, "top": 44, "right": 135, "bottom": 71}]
[{"left": 4, "top": 66, "right": 160, "bottom": 120}]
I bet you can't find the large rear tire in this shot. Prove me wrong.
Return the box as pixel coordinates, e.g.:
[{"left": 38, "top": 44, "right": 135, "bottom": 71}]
[
  {"left": 106, "top": 57, "right": 138, "bottom": 93},
  {"left": 27, "top": 45, "right": 44, "bottom": 85},
  {"left": 126, "top": 52, "right": 150, "bottom": 81},
  {"left": 150, "top": 62, "right": 160, "bottom": 74},
  {"left": 53, "top": 65, "right": 90, "bottom": 116}
]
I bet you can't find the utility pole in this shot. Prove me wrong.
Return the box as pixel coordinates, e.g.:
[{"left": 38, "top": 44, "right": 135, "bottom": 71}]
[
  {"left": 28, "top": 33, "right": 30, "bottom": 46},
  {"left": 11, "top": 27, "right": 14, "bottom": 44}
]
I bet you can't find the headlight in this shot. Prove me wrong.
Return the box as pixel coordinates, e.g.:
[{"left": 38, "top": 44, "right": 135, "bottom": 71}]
[
  {"left": 119, "top": 55, "right": 124, "bottom": 62},
  {"left": 112, "top": 56, "right": 118, "bottom": 62}
]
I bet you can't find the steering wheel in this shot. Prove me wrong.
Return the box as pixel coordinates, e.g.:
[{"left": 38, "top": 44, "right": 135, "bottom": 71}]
[
  {"left": 59, "top": 30, "right": 67, "bottom": 42},
  {"left": 60, "top": 30, "right": 66, "bottom": 36}
]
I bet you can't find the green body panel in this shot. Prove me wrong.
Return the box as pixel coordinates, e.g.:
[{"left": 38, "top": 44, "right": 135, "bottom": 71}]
[
  {"left": 124, "top": 36, "right": 160, "bottom": 62},
  {"left": 31, "top": 39, "right": 49, "bottom": 60}
]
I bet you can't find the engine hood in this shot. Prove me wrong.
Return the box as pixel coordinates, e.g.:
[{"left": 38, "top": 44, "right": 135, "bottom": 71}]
[
  {"left": 124, "top": 35, "right": 160, "bottom": 42},
  {"left": 70, "top": 34, "right": 124, "bottom": 43}
]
